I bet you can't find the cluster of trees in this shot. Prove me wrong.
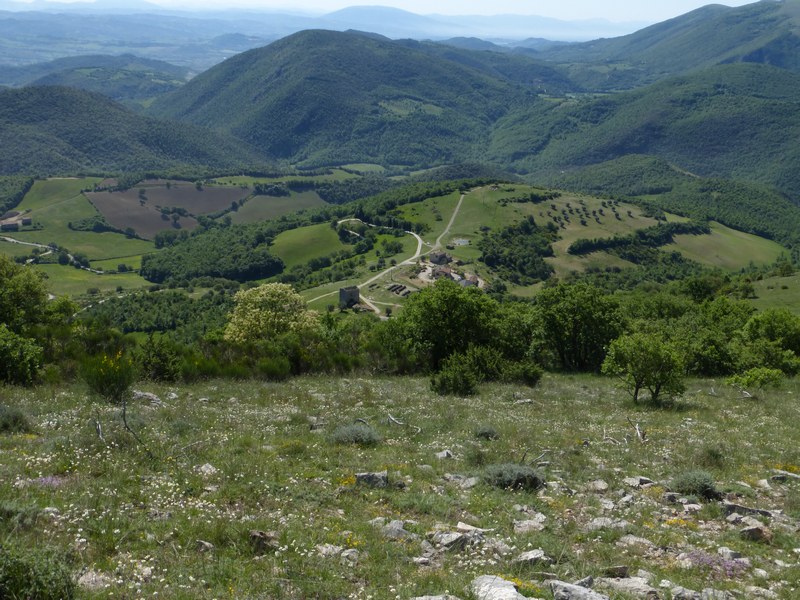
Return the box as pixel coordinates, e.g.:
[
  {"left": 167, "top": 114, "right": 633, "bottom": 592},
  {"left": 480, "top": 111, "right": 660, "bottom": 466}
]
[
  {"left": 0, "top": 175, "right": 34, "bottom": 215},
  {"left": 478, "top": 216, "right": 556, "bottom": 285},
  {"left": 568, "top": 221, "right": 710, "bottom": 255}
]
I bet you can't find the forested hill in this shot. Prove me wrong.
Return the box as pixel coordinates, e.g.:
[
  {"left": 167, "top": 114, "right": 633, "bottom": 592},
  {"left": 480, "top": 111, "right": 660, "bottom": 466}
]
[
  {"left": 0, "top": 86, "right": 268, "bottom": 175},
  {"left": 535, "top": 0, "right": 800, "bottom": 90},
  {"left": 489, "top": 63, "right": 800, "bottom": 199},
  {"left": 148, "top": 30, "right": 548, "bottom": 168}
]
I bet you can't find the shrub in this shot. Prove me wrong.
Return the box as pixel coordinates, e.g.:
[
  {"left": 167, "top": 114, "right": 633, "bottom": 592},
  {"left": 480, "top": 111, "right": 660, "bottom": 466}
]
[
  {"left": 0, "top": 500, "right": 40, "bottom": 530},
  {"left": 726, "top": 367, "right": 784, "bottom": 393},
  {"left": 81, "top": 351, "right": 136, "bottom": 404},
  {"left": 475, "top": 425, "right": 499, "bottom": 441},
  {"left": 502, "top": 361, "right": 543, "bottom": 387},
  {"left": 670, "top": 469, "right": 721, "bottom": 501},
  {"left": 0, "top": 325, "right": 42, "bottom": 385},
  {"left": 0, "top": 544, "right": 74, "bottom": 600},
  {"left": 135, "top": 334, "right": 182, "bottom": 382},
  {"left": 331, "top": 423, "right": 381, "bottom": 447},
  {"left": 430, "top": 353, "right": 479, "bottom": 396},
  {"left": 0, "top": 405, "right": 33, "bottom": 434},
  {"left": 256, "top": 355, "right": 292, "bottom": 381},
  {"left": 484, "top": 463, "right": 544, "bottom": 491}
]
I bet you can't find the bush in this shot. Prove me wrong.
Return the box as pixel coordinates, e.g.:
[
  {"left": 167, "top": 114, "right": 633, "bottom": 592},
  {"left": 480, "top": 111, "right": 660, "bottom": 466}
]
[
  {"left": 81, "top": 351, "right": 136, "bottom": 404},
  {"left": 0, "top": 544, "right": 75, "bottom": 600},
  {"left": 502, "top": 361, "right": 543, "bottom": 387},
  {"left": 135, "top": 335, "right": 182, "bottom": 382},
  {"left": 0, "top": 405, "right": 33, "bottom": 434},
  {"left": 431, "top": 353, "right": 479, "bottom": 396},
  {"left": 483, "top": 463, "right": 544, "bottom": 491},
  {"left": 331, "top": 423, "right": 382, "bottom": 447},
  {"left": 475, "top": 424, "right": 499, "bottom": 440},
  {"left": 256, "top": 355, "right": 292, "bottom": 381},
  {"left": 726, "top": 367, "right": 784, "bottom": 393},
  {"left": 670, "top": 469, "right": 721, "bottom": 501},
  {"left": 0, "top": 325, "right": 42, "bottom": 385}
]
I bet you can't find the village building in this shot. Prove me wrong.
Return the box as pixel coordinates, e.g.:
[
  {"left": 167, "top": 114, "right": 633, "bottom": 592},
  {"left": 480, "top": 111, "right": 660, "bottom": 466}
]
[{"left": 338, "top": 286, "right": 360, "bottom": 309}]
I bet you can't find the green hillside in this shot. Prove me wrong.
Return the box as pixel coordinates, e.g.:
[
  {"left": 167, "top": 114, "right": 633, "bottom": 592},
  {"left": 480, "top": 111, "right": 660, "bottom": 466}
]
[
  {"left": 149, "top": 30, "right": 531, "bottom": 168},
  {"left": 0, "top": 86, "right": 267, "bottom": 175},
  {"left": 491, "top": 64, "right": 800, "bottom": 199},
  {"left": 537, "top": 0, "right": 800, "bottom": 90}
]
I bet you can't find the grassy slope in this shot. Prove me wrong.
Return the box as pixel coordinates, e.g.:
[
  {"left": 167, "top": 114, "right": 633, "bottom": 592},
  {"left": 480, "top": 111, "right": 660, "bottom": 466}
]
[
  {"left": 1, "top": 375, "right": 798, "bottom": 598},
  {"left": 270, "top": 223, "right": 352, "bottom": 269},
  {"left": 665, "top": 221, "right": 786, "bottom": 270},
  {"left": 750, "top": 273, "right": 800, "bottom": 315},
  {"left": 31, "top": 263, "right": 148, "bottom": 296},
  {"left": 231, "top": 191, "right": 326, "bottom": 225}
]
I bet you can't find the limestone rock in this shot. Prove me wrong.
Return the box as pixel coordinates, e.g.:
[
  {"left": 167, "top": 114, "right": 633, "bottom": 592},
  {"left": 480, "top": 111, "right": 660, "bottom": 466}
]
[
  {"left": 356, "top": 470, "right": 388, "bottom": 488},
  {"left": 514, "top": 513, "right": 547, "bottom": 533},
  {"left": 585, "top": 517, "right": 630, "bottom": 532},
  {"left": 512, "top": 549, "right": 553, "bottom": 566},
  {"left": 595, "top": 577, "right": 661, "bottom": 599},
  {"left": 77, "top": 570, "right": 114, "bottom": 591},
  {"left": 549, "top": 580, "right": 610, "bottom": 600},
  {"left": 249, "top": 530, "right": 279, "bottom": 554},
  {"left": 471, "top": 575, "right": 528, "bottom": 600},
  {"left": 195, "top": 539, "right": 214, "bottom": 552},
  {"left": 624, "top": 476, "right": 654, "bottom": 488},
  {"left": 617, "top": 535, "right": 655, "bottom": 549},
  {"left": 195, "top": 463, "right": 218, "bottom": 477},
  {"left": 431, "top": 531, "right": 468, "bottom": 552},
  {"left": 587, "top": 480, "right": 609, "bottom": 493}
]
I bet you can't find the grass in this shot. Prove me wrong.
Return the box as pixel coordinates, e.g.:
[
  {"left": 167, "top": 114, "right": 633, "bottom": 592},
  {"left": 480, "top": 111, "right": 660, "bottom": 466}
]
[
  {"left": 6, "top": 179, "right": 155, "bottom": 260},
  {"left": 211, "top": 170, "right": 359, "bottom": 186},
  {"left": 31, "top": 264, "right": 149, "bottom": 297},
  {"left": 231, "top": 191, "right": 326, "bottom": 225},
  {"left": 90, "top": 255, "right": 144, "bottom": 272},
  {"left": 270, "top": 223, "right": 352, "bottom": 269},
  {"left": 1, "top": 374, "right": 799, "bottom": 598},
  {"left": 664, "top": 221, "right": 786, "bottom": 270},
  {"left": 750, "top": 272, "right": 800, "bottom": 314}
]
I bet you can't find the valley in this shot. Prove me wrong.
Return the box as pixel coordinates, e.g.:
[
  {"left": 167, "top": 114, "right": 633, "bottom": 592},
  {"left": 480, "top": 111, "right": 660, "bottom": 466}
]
[{"left": 2, "top": 1, "right": 800, "bottom": 598}]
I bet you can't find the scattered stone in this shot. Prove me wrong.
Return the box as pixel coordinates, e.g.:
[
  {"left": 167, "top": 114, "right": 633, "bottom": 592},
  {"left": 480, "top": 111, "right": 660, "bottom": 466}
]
[
  {"left": 756, "top": 479, "right": 772, "bottom": 490},
  {"left": 745, "top": 586, "right": 779, "bottom": 599},
  {"left": 43, "top": 506, "right": 60, "bottom": 518},
  {"left": 368, "top": 517, "right": 387, "bottom": 527},
  {"left": 340, "top": 548, "right": 359, "bottom": 566},
  {"left": 443, "top": 474, "right": 480, "bottom": 490},
  {"left": 77, "top": 570, "right": 114, "bottom": 591},
  {"left": 683, "top": 504, "right": 703, "bottom": 514},
  {"left": 701, "top": 589, "right": 735, "bottom": 600},
  {"left": 383, "top": 520, "right": 418, "bottom": 540},
  {"left": 599, "top": 498, "right": 615, "bottom": 511},
  {"left": 722, "top": 501, "right": 774, "bottom": 519},
  {"left": 471, "top": 575, "right": 528, "bottom": 600},
  {"left": 411, "top": 596, "right": 462, "bottom": 600},
  {"left": 623, "top": 476, "right": 654, "bottom": 488},
  {"left": 356, "top": 471, "right": 388, "bottom": 488},
  {"left": 549, "top": 580, "right": 610, "bottom": 599},
  {"left": 741, "top": 524, "right": 773, "bottom": 543},
  {"left": 726, "top": 513, "right": 743, "bottom": 525},
  {"left": 195, "top": 463, "right": 218, "bottom": 478},
  {"left": 483, "top": 537, "right": 513, "bottom": 556},
  {"left": 413, "top": 556, "right": 432, "bottom": 566},
  {"left": 132, "top": 390, "right": 163, "bottom": 406},
  {"left": 574, "top": 576, "right": 594, "bottom": 588},
  {"left": 435, "top": 449, "right": 453, "bottom": 459},
  {"left": 249, "top": 530, "right": 279, "bottom": 554},
  {"left": 772, "top": 469, "right": 800, "bottom": 481},
  {"left": 595, "top": 577, "right": 661, "bottom": 599},
  {"left": 617, "top": 535, "right": 655, "bottom": 550},
  {"left": 419, "top": 464, "right": 434, "bottom": 472},
  {"left": 456, "top": 522, "right": 493, "bottom": 533},
  {"left": 669, "top": 586, "right": 702, "bottom": 600},
  {"left": 602, "top": 565, "right": 629, "bottom": 578},
  {"left": 512, "top": 549, "right": 553, "bottom": 567},
  {"left": 316, "top": 543, "right": 344, "bottom": 558},
  {"left": 431, "top": 531, "right": 468, "bottom": 552},
  {"left": 167, "top": 391, "right": 178, "bottom": 400},
  {"left": 619, "top": 494, "right": 635, "bottom": 506},
  {"left": 663, "top": 492, "right": 681, "bottom": 503},
  {"left": 514, "top": 513, "right": 547, "bottom": 533},
  {"left": 717, "top": 547, "right": 742, "bottom": 560},
  {"left": 196, "top": 540, "right": 214, "bottom": 552},
  {"left": 587, "top": 480, "right": 609, "bottom": 493},
  {"left": 585, "top": 517, "right": 630, "bottom": 532},
  {"left": 753, "top": 568, "right": 769, "bottom": 578}
]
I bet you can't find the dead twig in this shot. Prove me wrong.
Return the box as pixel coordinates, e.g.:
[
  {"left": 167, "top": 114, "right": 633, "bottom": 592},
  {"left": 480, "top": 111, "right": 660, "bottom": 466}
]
[
  {"left": 354, "top": 418, "right": 369, "bottom": 425},
  {"left": 627, "top": 417, "right": 647, "bottom": 443},
  {"left": 602, "top": 427, "right": 621, "bottom": 445},
  {"left": 387, "top": 413, "right": 421, "bottom": 434}
]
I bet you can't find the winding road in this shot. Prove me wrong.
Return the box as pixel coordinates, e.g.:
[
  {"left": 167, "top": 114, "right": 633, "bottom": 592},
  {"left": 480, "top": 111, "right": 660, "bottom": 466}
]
[
  {"left": 309, "top": 192, "right": 466, "bottom": 314},
  {"left": 0, "top": 235, "right": 104, "bottom": 274}
]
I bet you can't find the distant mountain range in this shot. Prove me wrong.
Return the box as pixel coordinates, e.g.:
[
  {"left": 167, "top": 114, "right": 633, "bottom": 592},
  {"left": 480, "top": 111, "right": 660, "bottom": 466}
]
[{"left": 0, "top": 4, "right": 644, "bottom": 70}]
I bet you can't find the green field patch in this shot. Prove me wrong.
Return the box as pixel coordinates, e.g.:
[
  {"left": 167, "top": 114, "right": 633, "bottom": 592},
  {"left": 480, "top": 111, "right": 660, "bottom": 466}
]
[
  {"left": 751, "top": 273, "right": 800, "bottom": 314},
  {"left": 664, "top": 221, "right": 786, "bottom": 270},
  {"left": 231, "top": 191, "right": 325, "bottom": 225},
  {"left": 33, "top": 263, "right": 149, "bottom": 297},
  {"left": 212, "top": 170, "right": 358, "bottom": 186},
  {"left": 394, "top": 191, "right": 461, "bottom": 244},
  {"left": 340, "top": 163, "right": 386, "bottom": 173},
  {"left": 86, "top": 191, "right": 198, "bottom": 240},
  {"left": 8, "top": 190, "right": 155, "bottom": 260},
  {"left": 271, "top": 223, "right": 352, "bottom": 269},
  {"left": 0, "top": 240, "right": 38, "bottom": 258},
  {"left": 15, "top": 178, "right": 100, "bottom": 211},
  {"left": 91, "top": 255, "right": 143, "bottom": 272}
]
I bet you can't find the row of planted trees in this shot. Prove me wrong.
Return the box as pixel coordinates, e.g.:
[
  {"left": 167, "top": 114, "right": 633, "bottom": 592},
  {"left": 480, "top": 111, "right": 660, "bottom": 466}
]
[{"left": 3, "top": 253, "right": 799, "bottom": 405}]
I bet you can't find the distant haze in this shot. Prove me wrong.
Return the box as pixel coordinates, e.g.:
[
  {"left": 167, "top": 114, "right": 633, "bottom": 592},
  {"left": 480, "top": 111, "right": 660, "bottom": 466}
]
[{"left": 9, "top": 0, "right": 756, "bottom": 24}]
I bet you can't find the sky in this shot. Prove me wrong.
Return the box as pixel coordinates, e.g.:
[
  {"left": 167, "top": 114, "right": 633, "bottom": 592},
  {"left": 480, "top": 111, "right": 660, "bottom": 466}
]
[{"left": 17, "top": 0, "right": 757, "bottom": 23}]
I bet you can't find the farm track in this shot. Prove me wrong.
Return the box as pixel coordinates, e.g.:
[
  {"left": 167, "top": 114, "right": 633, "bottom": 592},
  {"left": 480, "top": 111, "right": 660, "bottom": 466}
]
[{"left": 309, "top": 193, "right": 466, "bottom": 314}]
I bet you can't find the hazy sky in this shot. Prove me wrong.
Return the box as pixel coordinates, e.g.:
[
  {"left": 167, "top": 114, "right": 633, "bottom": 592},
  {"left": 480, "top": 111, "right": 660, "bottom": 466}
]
[{"left": 29, "top": 1, "right": 757, "bottom": 23}]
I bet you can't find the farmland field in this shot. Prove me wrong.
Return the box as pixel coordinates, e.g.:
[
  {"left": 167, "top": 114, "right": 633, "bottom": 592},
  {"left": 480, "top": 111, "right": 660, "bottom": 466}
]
[
  {"left": 31, "top": 263, "right": 149, "bottom": 296},
  {"left": 270, "top": 223, "right": 353, "bottom": 269},
  {"left": 108, "top": 181, "right": 250, "bottom": 214},
  {"left": 231, "top": 191, "right": 326, "bottom": 224},
  {"left": 665, "top": 221, "right": 786, "bottom": 270},
  {"left": 7, "top": 184, "right": 155, "bottom": 260},
  {"left": 86, "top": 191, "right": 199, "bottom": 240}
]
